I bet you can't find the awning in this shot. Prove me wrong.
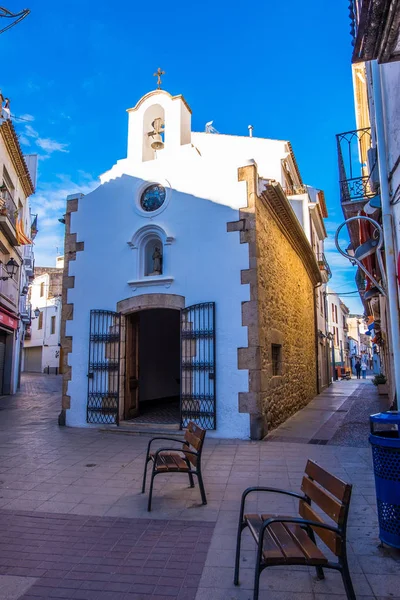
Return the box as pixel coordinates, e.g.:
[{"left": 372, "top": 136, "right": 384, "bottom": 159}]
[{"left": 0, "top": 307, "right": 18, "bottom": 330}]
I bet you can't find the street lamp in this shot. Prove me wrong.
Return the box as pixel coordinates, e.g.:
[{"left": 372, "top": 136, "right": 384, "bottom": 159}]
[
  {"left": 33, "top": 307, "right": 40, "bottom": 319},
  {"left": 0, "top": 257, "right": 19, "bottom": 280}
]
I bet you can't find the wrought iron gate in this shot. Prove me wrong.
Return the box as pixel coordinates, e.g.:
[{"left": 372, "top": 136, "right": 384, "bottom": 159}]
[
  {"left": 181, "top": 302, "right": 216, "bottom": 430},
  {"left": 87, "top": 310, "right": 121, "bottom": 424}
]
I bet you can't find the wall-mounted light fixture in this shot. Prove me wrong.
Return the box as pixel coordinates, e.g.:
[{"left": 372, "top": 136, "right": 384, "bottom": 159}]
[{"left": 0, "top": 258, "right": 19, "bottom": 280}]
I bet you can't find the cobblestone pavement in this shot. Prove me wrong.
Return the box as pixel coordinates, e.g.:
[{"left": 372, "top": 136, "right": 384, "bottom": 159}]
[{"left": 0, "top": 374, "right": 399, "bottom": 599}]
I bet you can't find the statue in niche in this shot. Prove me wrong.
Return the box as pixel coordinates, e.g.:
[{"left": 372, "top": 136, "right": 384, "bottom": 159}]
[{"left": 151, "top": 246, "right": 162, "bottom": 275}]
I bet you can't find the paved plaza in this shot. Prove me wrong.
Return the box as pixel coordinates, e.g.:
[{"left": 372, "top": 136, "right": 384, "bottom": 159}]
[{"left": 0, "top": 374, "right": 399, "bottom": 599}]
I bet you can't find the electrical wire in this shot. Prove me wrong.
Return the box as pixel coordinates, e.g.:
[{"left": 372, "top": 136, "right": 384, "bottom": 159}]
[{"left": 0, "top": 7, "right": 30, "bottom": 35}]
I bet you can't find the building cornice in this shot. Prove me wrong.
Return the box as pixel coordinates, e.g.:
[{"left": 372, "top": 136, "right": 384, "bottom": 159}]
[
  {"left": 0, "top": 120, "right": 34, "bottom": 197},
  {"left": 317, "top": 190, "right": 328, "bottom": 218},
  {"left": 127, "top": 89, "right": 192, "bottom": 114},
  {"left": 261, "top": 181, "right": 322, "bottom": 286},
  {"left": 287, "top": 141, "right": 303, "bottom": 185}
]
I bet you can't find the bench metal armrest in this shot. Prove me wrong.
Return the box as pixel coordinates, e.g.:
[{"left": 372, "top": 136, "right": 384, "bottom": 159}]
[
  {"left": 239, "top": 487, "right": 307, "bottom": 525},
  {"left": 145, "top": 437, "right": 188, "bottom": 459},
  {"left": 260, "top": 516, "right": 341, "bottom": 540}
]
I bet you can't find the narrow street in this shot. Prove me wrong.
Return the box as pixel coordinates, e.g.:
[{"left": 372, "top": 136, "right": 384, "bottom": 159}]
[{"left": 0, "top": 374, "right": 399, "bottom": 600}]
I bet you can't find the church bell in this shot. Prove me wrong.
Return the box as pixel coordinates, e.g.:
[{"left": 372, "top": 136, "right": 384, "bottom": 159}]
[
  {"left": 149, "top": 117, "right": 165, "bottom": 150},
  {"left": 150, "top": 134, "right": 164, "bottom": 150}
]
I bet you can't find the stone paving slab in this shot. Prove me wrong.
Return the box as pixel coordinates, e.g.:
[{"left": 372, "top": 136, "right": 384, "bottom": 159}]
[
  {"left": 0, "top": 374, "right": 399, "bottom": 599},
  {"left": 0, "top": 575, "right": 37, "bottom": 600},
  {"left": 0, "top": 510, "right": 214, "bottom": 600}
]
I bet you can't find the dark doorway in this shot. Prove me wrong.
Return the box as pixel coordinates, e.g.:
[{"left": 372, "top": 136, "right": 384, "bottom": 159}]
[{"left": 124, "top": 309, "right": 181, "bottom": 424}]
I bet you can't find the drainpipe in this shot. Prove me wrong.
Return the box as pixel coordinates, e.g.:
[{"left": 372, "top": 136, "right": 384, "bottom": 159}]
[{"left": 371, "top": 60, "right": 400, "bottom": 406}]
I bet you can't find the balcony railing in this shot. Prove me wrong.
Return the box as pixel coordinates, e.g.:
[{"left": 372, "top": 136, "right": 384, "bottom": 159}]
[
  {"left": 19, "top": 295, "right": 31, "bottom": 324},
  {"left": 283, "top": 184, "right": 308, "bottom": 196},
  {"left": 0, "top": 185, "right": 18, "bottom": 245},
  {"left": 317, "top": 253, "right": 332, "bottom": 279},
  {"left": 336, "top": 128, "right": 378, "bottom": 203},
  {"left": 0, "top": 263, "right": 18, "bottom": 308}
]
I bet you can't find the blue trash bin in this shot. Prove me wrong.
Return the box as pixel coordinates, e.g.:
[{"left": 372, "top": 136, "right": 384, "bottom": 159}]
[{"left": 369, "top": 411, "right": 400, "bottom": 549}]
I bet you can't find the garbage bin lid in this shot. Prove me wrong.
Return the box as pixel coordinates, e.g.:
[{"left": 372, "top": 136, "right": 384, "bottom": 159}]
[{"left": 370, "top": 411, "right": 400, "bottom": 424}]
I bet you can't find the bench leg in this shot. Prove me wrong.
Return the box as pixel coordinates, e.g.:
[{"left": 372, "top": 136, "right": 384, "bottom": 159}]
[
  {"left": 185, "top": 459, "right": 195, "bottom": 488},
  {"left": 142, "top": 458, "right": 150, "bottom": 493},
  {"left": 234, "top": 522, "right": 246, "bottom": 586},
  {"left": 253, "top": 539, "right": 264, "bottom": 600},
  {"left": 147, "top": 467, "right": 157, "bottom": 512},
  {"left": 307, "top": 527, "right": 324, "bottom": 580},
  {"left": 196, "top": 471, "right": 207, "bottom": 505},
  {"left": 341, "top": 560, "right": 356, "bottom": 600}
]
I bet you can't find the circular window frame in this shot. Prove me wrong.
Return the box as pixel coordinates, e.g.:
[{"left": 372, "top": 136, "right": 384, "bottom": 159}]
[{"left": 134, "top": 179, "right": 171, "bottom": 218}]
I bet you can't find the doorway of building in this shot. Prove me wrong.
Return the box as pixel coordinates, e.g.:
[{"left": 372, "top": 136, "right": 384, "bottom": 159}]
[{"left": 124, "top": 308, "right": 181, "bottom": 424}]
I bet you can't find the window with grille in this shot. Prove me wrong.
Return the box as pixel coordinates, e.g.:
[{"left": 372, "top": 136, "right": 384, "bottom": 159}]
[{"left": 272, "top": 344, "right": 282, "bottom": 376}]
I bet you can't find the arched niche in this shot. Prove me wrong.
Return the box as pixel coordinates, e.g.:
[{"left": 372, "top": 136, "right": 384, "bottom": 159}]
[{"left": 127, "top": 224, "right": 175, "bottom": 290}]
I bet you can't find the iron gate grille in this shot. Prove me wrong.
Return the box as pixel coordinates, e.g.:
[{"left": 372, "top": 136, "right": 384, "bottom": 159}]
[
  {"left": 181, "top": 302, "right": 216, "bottom": 430},
  {"left": 87, "top": 310, "right": 121, "bottom": 424}
]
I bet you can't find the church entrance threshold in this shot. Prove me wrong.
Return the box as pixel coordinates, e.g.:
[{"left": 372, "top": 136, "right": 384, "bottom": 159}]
[
  {"left": 124, "top": 308, "right": 181, "bottom": 425},
  {"left": 127, "top": 395, "right": 180, "bottom": 424}
]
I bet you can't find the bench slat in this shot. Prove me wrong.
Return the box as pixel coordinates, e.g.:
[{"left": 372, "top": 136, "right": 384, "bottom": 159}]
[
  {"left": 285, "top": 523, "right": 328, "bottom": 565},
  {"left": 263, "top": 519, "right": 307, "bottom": 563},
  {"left": 152, "top": 452, "right": 190, "bottom": 472},
  {"left": 305, "top": 460, "right": 351, "bottom": 503},
  {"left": 245, "top": 514, "right": 284, "bottom": 561},
  {"left": 301, "top": 477, "right": 345, "bottom": 524},
  {"left": 299, "top": 501, "right": 341, "bottom": 556},
  {"left": 184, "top": 431, "right": 202, "bottom": 451}
]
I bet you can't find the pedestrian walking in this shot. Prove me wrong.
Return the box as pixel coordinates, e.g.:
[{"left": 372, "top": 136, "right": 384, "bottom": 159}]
[
  {"left": 355, "top": 360, "right": 361, "bottom": 379},
  {"left": 361, "top": 362, "right": 367, "bottom": 379}
]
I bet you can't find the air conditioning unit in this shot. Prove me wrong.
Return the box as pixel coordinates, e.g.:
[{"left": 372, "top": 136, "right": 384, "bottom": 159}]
[{"left": 367, "top": 147, "right": 380, "bottom": 193}]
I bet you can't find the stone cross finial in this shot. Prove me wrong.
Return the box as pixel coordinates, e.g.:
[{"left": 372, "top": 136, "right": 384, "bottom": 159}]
[{"left": 153, "top": 68, "right": 165, "bottom": 90}]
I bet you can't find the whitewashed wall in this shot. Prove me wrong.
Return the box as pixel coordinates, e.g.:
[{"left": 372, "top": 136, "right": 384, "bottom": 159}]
[{"left": 65, "top": 90, "right": 294, "bottom": 438}]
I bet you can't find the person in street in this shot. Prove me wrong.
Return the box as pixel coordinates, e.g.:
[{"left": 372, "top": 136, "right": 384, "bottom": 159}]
[
  {"left": 361, "top": 362, "right": 367, "bottom": 379},
  {"left": 355, "top": 360, "right": 361, "bottom": 379}
]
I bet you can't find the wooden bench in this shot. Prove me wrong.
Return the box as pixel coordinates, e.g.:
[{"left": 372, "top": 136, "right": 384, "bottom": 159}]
[
  {"left": 141, "top": 421, "right": 207, "bottom": 511},
  {"left": 234, "top": 459, "right": 354, "bottom": 600}
]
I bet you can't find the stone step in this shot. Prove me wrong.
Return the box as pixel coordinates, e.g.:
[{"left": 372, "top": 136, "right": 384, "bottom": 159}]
[{"left": 100, "top": 421, "right": 184, "bottom": 437}]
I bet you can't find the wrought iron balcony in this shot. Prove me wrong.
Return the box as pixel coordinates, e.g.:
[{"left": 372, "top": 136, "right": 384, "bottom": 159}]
[
  {"left": 0, "top": 184, "right": 18, "bottom": 245},
  {"left": 0, "top": 262, "right": 18, "bottom": 308},
  {"left": 336, "top": 128, "right": 378, "bottom": 204},
  {"left": 283, "top": 184, "right": 308, "bottom": 196},
  {"left": 317, "top": 253, "right": 332, "bottom": 281},
  {"left": 19, "top": 295, "right": 31, "bottom": 324}
]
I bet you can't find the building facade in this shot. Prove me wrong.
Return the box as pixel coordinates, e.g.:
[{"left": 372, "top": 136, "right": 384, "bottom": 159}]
[
  {"left": 60, "top": 87, "right": 323, "bottom": 439},
  {"left": 337, "top": 1, "right": 400, "bottom": 403},
  {"left": 23, "top": 258, "right": 63, "bottom": 374},
  {"left": 326, "top": 288, "right": 350, "bottom": 378},
  {"left": 286, "top": 186, "right": 331, "bottom": 390},
  {"left": 0, "top": 97, "right": 36, "bottom": 394}
]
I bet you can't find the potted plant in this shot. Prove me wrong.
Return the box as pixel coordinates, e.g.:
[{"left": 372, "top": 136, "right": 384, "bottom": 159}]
[{"left": 372, "top": 373, "right": 389, "bottom": 395}]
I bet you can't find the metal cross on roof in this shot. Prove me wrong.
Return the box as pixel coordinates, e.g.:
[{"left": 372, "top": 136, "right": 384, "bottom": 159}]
[{"left": 153, "top": 68, "right": 165, "bottom": 90}]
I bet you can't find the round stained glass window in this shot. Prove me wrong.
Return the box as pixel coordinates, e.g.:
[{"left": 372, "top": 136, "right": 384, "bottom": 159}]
[{"left": 140, "top": 184, "right": 166, "bottom": 212}]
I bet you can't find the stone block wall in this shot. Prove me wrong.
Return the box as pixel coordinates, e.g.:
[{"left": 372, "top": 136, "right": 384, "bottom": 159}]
[
  {"left": 233, "top": 164, "right": 320, "bottom": 439},
  {"left": 254, "top": 193, "right": 317, "bottom": 430},
  {"left": 59, "top": 195, "right": 84, "bottom": 424}
]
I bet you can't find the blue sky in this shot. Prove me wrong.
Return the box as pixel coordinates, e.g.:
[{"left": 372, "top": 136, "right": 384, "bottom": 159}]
[{"left": 2, "top": 0, "right": 363, "bottom": 312}]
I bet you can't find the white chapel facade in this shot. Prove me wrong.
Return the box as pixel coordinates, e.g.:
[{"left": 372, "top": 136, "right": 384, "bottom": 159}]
[{"left": 60, "top": 85, "right": 323, "bottom": 440}]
